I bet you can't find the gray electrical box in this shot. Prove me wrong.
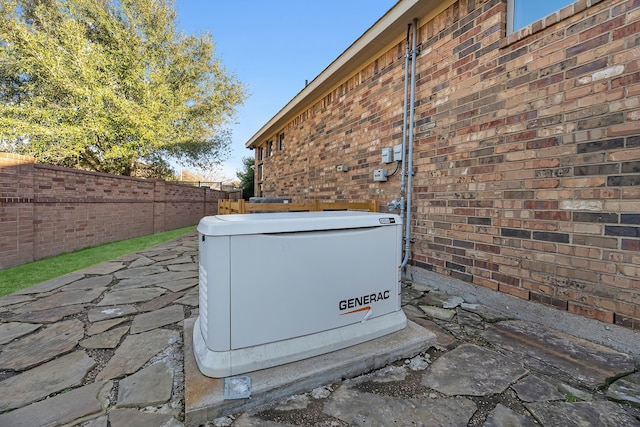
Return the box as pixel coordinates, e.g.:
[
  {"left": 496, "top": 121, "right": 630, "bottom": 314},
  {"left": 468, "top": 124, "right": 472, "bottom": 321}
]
[
  {"left": 373, "top": 169, "right": 387, "bottom": 182},
  {"left": 381, "top": 147, "right": 393, "bottom": 164},
  {"left": 394, "top": 145, "right": 403, "bottom": 162}
]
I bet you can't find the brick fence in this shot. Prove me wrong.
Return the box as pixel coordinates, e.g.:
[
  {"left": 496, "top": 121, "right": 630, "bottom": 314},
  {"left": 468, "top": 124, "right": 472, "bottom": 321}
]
[{"left": 0, "top": 152, "right": 231, "bottom": 269}]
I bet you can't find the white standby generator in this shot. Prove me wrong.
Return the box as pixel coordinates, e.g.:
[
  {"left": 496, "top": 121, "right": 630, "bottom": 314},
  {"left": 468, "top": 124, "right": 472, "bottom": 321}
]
[{"left": 193, "top": 211, "right": 407, "bottom": 378}]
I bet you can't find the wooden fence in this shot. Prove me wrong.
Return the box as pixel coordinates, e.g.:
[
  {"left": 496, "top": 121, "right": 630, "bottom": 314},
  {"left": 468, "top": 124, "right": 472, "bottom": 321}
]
[{"left": 218, "top": 199, "right": 378, "bottom": 214}]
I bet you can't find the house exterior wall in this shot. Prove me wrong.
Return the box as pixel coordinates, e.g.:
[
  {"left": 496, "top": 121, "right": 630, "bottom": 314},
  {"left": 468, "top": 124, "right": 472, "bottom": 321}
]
[
  {"left": 252, "top": 0, "right": 640, "bottom": 330},
  {"left": 0, "top": 152, "right": 228, "bottom": 269}
]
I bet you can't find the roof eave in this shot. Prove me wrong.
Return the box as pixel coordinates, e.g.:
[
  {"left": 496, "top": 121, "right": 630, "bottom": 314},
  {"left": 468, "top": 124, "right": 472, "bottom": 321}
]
[{"left": 245, "top": 0, "right": 447, "bottom": 149}]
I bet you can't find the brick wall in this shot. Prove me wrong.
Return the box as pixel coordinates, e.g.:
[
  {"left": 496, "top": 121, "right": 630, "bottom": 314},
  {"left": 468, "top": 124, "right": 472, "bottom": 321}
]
[
  {"left": 255, "top": 0, "right": 640, "bottom": 329},
  {"left": 0, "top": 153, "right": 228, "bottom": 269}
]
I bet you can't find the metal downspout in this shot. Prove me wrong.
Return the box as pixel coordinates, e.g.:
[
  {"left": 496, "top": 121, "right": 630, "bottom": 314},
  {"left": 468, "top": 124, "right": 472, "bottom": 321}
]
[{"left": 401, "top": 18, "right": 418, "bottom": 269}]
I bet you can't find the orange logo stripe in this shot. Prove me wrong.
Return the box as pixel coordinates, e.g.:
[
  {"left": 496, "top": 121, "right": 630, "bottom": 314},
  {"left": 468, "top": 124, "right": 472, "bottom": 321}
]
[{"left": 340, "top": 305, "right": 371, "bottom": 315}]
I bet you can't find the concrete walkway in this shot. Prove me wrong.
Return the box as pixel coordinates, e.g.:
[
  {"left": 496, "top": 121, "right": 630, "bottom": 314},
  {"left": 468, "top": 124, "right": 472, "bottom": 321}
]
[{"left": 0, "top": 231, "right": 639, "bottom": 426}]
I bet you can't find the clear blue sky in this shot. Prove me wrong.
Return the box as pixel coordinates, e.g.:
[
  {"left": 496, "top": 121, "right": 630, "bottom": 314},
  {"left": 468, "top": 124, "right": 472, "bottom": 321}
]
[
  {"left": 513, "top": 0, "right": 573, "bottom": 30},
  {"left": 174, "top": 0, "right": 397, "bottom": 180}
]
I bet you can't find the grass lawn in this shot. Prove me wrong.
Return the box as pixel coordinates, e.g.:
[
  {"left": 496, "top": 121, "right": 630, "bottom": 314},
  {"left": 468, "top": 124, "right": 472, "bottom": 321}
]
[{"left": 0, "top": 226, "right": 195, "bottom": 297}]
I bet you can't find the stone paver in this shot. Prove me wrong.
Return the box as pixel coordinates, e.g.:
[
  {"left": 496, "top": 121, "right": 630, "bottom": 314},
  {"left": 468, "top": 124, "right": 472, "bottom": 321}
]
[
  {"left": 139, "top": 289, "right": 188, "bottom": 312},
  {"left": 456, "top": 308, "right": 484, "bottom": 330},
  {"left": 0, "top": 380, "right": 112, "bottom": 427},
  {"left": 484, "top": 403, "right": 539, "bottom": 427},
  {"left": 0, "top": 322, "right": 40, "bottom": 345},
  {"left": 108, "top": 408, "right": 178, "bottom": 427},
  {"left": 61, "top": 275, "right": 113, "bottom": 290},
  {"left": 79, "top": 261, "right": 127, "bottom": 275},
  {"left": 0, "top": 351, "right": 95, "bottom": 411},
  {"left": 323, "top": 385, "right": 477, "bottom": 426},
  {"left": 97, "top": 287, "right": 166, "bottom": 306},
  {"left": 0, "top": 318, "right": 84, "bottom": 370},
  {"left": 87, "top": 317, "right": 130, "bottom": 335},
  {"left": 128, "top": 255, "right": 155, "bottom": 268},
  {"left": 145, "top": 252, "right": 179, "bottom": 261},
  {"left": 83, "top": 415, "right": 109, "bottom": 427},
  {"left": 80, "top": 325, "right": 129, "bottom": 349},
  {"left": 418, "top": 305, "right": 455, "bottom": 321},
  {"left": 526, "top": 401, "right": 640, "bottom": 427},
  {"left": 116, "top": 361, "right": 174, "bottom": 407},
  {"left": 114, "top": 265, "right": 167, "bottom": 279},
  {"left": 0, "top": 294, "right": 33, "bottom": 308},
  {"left": 175, "top": 290, "right": 199, "bottom": 307},
  {"left": 512, "top": 374, "right": 566, "bottom": 402},
  {"left": 157, "top": 255, "right": 194, "bottom": 265},
  {"left": 96, "top": 328, "right": 179, "bottom": 381},
  {"left": 422, "top": 343, "right": 528, "bottom": 396},
  {"left": 130, "top": 304, "right": 184, "bottom": 334},
  {"left": 114, "top": 270, "right": 196, "bottom": 289},
  {"left": 1, "top": 230, "right": 639, "bottom": 427},
  {"left": 168, "top": 263, "right": 199, "bottom": 272},
  {"left": 9, "top": 303, "right": 87, "bottom": 323},
  {"left": 607, "top": 371, "right": 640, "bottom": 405},
  {"left": 155, "top": 270, "right": 199, "bottom": 282},
  {"left": 482, "top": 320, "right": 636, "bottom": 390},
  {"left": 232, "top": 415, "right": 296, "bottom": 426},
  {"left": 442, "top": 295, "right": 464, "bottom": 308},
  {"left": 11, "top": 272, "right": 85, "bottom": 295},
  {"left": 158, "top": 277, "right": 199, "bottom": 292},
  {"left": 13, "top": 288, "right": 105, "bottom": 313},
  {"left": 403, "top": 312, "right": 457, "bottom": 349},
  {"left": 88, "top": 304, "right": 138, "bottom": 322}
]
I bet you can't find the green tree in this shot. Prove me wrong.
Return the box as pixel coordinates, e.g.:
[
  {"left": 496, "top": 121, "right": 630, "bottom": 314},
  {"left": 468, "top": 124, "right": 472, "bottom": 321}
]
[
  {"left": 0, "top": 0, "right": 246, "bottom": 177},
  {"left": 236, "top": 156, "right": 254, "bottom": 200}
]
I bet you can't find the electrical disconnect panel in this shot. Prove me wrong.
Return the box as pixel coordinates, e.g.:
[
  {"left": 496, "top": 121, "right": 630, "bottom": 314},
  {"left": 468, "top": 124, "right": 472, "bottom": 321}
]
[
  {"left": 394, "top": 145, "right": 403, "bottom": 162},
  {"left": 381, "top": 147, "right": 393, "bottom": 164},
  {"left": 373, "top": 169, "right": 387, "bottom": 182}
]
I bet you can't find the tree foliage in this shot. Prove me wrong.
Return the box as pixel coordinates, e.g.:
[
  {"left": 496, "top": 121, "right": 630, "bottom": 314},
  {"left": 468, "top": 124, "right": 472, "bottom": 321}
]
[
  {"left": 0, "top": 0, "right": 246, "bottom": 176},
  {"left": 236, "top": 156, "right": 254, "bottom": 200}
]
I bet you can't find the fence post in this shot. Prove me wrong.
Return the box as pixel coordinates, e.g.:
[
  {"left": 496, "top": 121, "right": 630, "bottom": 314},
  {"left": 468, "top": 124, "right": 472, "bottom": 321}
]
[
  {"left": 203, "top": 187, "right": 207, "bottom": 217},
  {"left": 238, "top": 199, "right": 246, "bottom": 214},
  {"left": 0, "top": 153, "right": 36, "bottom": 268},
  {"left": 152, "top": 179, "right": 166, "bottom": 233}
]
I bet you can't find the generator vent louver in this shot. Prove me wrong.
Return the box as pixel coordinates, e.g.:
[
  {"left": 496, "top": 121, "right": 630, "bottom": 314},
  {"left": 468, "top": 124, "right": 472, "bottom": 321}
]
[{"left": 198, "top": 263, "right": 208, "bottom": 338}]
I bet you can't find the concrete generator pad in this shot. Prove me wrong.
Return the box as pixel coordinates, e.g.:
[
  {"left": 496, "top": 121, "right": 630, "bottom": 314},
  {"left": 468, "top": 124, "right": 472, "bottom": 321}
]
[{"left": 184, "top": 317, "right": 436, "bottom": 426}]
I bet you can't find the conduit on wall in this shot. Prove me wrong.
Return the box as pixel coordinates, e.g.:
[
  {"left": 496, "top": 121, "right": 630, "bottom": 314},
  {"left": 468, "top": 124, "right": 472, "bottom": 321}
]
[{"left": 400, "top": 18, "right": 418, "bottom": 269}]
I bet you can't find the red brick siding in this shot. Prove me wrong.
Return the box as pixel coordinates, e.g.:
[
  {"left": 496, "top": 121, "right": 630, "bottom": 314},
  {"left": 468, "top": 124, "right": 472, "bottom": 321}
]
[
  {"left": 0, "top": 153, "right": 228, "bottom": 269},
  {"left": 255, "top": 0, "right": 640, "bottom": 329}
]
